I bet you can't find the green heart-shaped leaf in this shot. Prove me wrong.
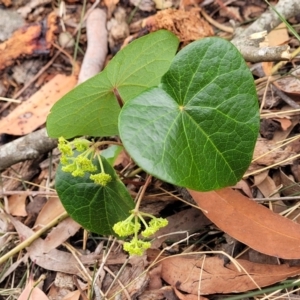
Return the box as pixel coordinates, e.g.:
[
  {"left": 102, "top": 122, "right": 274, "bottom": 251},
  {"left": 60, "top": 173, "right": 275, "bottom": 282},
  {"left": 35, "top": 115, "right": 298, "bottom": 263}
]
[
  {"left": 56, "top": 156, "right": 134, "bottom": 235},
  {"left": 119, "top": 37, "right": 259, "bottom": 191},
  {"left": 47, "top": 30, "right": 179, "bottom": 139}
]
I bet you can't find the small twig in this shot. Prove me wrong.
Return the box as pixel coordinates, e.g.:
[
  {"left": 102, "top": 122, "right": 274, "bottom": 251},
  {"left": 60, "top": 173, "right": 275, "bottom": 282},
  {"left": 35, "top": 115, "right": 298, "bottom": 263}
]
[
  {"left": 252, "top": 196, "right": 300, "bottom": 201},
  {"left": 73, "top": 275, "right": 89, "bottom": 300},
  {"left": 0, "top": 97, "right": 21, "bottom": 103},
  {"left": 0, "top": 191, "right": 57, "bottom": 196},
  {"left": 272, "top": 83, "right": 300, "bottom": 109},
  {"left": 200, "top": 9, "right": 233, "bottom": 33},
  {"left": 0, "top": 211, "right": 68, "bottom": 265},
  {"left": 0, "top": 128, "right": 57, "bottom": 171},
  {"left": 92, "top": 237, "right": 116, "bottom": 298},
  {"left": 104, "top": 264, "right": 132, "bottom": 300},
  {"left": 63, "top": 242, "right": 93, "bottom": 282},
  {"left": 244, "top": 152, "right": 300, "bottom": 177}
]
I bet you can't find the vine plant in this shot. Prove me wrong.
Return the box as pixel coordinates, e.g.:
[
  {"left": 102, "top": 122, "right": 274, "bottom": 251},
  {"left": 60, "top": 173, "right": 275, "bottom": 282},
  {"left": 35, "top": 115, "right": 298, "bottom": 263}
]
[{"left": 47, "top": 30, "right": 259, "bottom": 255}]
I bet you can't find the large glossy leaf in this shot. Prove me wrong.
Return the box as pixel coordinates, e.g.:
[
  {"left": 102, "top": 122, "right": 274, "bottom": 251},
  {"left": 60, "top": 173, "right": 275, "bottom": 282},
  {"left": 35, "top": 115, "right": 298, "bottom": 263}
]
[
  {"left": 55, "top": 156, "right": 135, "bottom": 235},
  {"left": 119, "top": 37, "right": 259, "bottom": 191},
  {"left": 47, "top": 30, "right": 179, "bottom": 139}
]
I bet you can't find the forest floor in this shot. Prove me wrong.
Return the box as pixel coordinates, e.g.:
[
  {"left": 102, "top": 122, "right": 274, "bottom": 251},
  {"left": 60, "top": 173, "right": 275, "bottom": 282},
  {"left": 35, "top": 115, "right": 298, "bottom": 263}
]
[{"left": 1, "top": 0, "right": 300, "bottom": 299}]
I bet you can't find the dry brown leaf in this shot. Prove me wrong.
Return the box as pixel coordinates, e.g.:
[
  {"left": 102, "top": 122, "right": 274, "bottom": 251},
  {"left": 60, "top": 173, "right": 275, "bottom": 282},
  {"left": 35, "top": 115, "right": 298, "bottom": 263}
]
[
  {"left": 62, "top": 290, "right": 81, "bottom": 300},
  {"left": 249, "top": 138, "right": 295, "bottom": 170},
  {"left": 42, "top": 218, "right": 81, "bottom": 253},
  {"left": 0, "top": 0, "right": 12, "bottom": 6},
  {"left": 233, "top": 179, "right": 253, "bottom": 198},
  {"left": 179, "top": 0, "right": 203, "bottom": 10},
  {"left": 0, "top": 12, "right": 57, "bottom": 71},
  {"left": 104, "top": 0, "right": 119, "bottom": 17},
  {"left": 104, "top": 255, "right": 149, "bottom": 299},
  {"left": 243, "top": 5, "right": 265, "bottom": 20},
  {"left": 273, "top": 118, "right": 292, "bottom": 131},
  {"left": 275, "top": 69, "right": 300, "bottom": 101},
  {"left": 261, "top": 61, "right": 273, "bottom": 76},
  {"left": 143, "top": 8, "right": 214, "bottom": 43},
  {"left": 219, "top": 6, "right": 243, "bottom": 22},
  {"left": 0, "top": 74, "right": 77, "bottom": 135},
  {"left": 272, "top": 115, "right": 300, "bottom": 144},
  {"left": 148, "top": 265, "right": 162, "bottom": 290},
  {"left": 34, "top": 196, "right": 66, "bottom": 230},
  {"left": 174, "top": 287, "right": 208, "bottom": 300},
  {"left": 151, "top": 208, "right": 211, "bottom": 248},
  {"left": 256, "top": 175, "right": 280, "bottom": 198},
  {"left": 267, "top": 23, "right": 289, "bottom": 46},
  {"left": 160, "top": 256, "right": 300, "bottom": 295},
  {"left": 8, "top": 194, "right": 27, "bottom": 217},
  {"left": 188, "top": 188, "right": 300, "bottom": 259},
  {"left": 7, "top": 215, "right": 127, "bottom": 277},
  {"left": 279, "top": 169, "right": 300, "bottom": 196},
  {"left": 18, "top": 276, "right": 49, "bottom": 300},
  {"left": 253, "top": 170, "right": 269, "bottom": 186}
]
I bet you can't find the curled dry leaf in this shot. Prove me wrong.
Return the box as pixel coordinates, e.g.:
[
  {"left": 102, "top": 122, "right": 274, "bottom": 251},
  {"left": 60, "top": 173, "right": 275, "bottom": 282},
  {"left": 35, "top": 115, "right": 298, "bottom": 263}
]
[
  {"left": 61, "top": 290, "right": 81, "bottom": 300},
  {"left": 188, "top": 188, "right": 300, "bottom": 259},
  {"left": 151, "top": 208, "right": 211, "bottom": 249},
  {"left": 143, "top": 8, "right": 213, "bottom": 43},
  {"left": 255, "top": 175, "right": 280, "bottom": 198},
  {"left": 275, "top": 68, "right": 300, "bottom": 101},
  {"left": 249, "top": 138, "right": 296, "bottom": 172},
  {"left": 279, "top": 169, "right": 300, "bottom": 197},
  {"left": 0, "top": 12, "right": 57, "bottom": 71},
  {"left": 160, "top": 256, "right": 300, "bottom": 295}
]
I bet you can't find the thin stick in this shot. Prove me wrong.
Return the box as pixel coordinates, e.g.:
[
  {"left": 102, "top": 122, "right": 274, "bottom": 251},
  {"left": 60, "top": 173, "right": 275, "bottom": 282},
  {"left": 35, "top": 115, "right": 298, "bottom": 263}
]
[
  {"left": 0, "top": 212, "right": 68, "bottom": 265},
  {"left": 0, "top": 97, "right": 21, "bottom": 103},
  {"left": 0, "top": 191, "right": 57, "bottom": 196}
]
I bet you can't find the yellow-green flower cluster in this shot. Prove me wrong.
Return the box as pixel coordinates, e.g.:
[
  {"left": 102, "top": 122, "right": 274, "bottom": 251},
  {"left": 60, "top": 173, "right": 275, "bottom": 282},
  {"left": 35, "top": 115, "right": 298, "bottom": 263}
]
[
  {"left": 113, "top": 211, "right": 168, "bottom": 256},
  {"left": 123, "top": 238, "right": 151, "bottom": 256},
  {"left": 90, "top": 173, "right": 112, "bottom": 186},
  {"left": 58, "top": 137, "right": 112, "bottom": 186},
  {"left": 113, "top": 215, "right": 141, "bottom": 237},
  {"left": 142, "top": 218, "right": 168, "bottom": 237}
]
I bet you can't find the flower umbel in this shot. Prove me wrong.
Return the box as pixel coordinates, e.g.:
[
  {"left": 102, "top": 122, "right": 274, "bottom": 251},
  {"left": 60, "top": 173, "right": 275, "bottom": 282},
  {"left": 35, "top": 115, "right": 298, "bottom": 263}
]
[
  {"left": 123, "top": 238, "right": 151, "bottom": 256},
  {"left": 76, "top": 156, "right": 97, "bottom": 173},
  {"left": 73, "top": 138, "right": 92, "bottom": 152},
  {"left": 90, "top": 172, "right": 112, "bottom": 186},
  {"left": 113, "top": 210, "right": 168, "bottom": 256},
  {"left": 58, "top": 137, "right": 99, "bottom": 178},
  {"left": 58, "top": 137, "right": 73, "bottom": 157},
  {"left": 113, "top": 217, "right": 141, "bottom": 237}
]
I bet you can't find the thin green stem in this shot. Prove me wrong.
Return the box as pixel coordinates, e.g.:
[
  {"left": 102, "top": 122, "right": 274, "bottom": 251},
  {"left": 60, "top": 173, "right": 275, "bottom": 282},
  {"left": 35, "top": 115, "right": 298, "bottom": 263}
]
[
  {"left": 97, "top": 155, "right": 105, "bottom": 174},
  {"left": 134, "top": 175, "right": 152, "bottom": 211}
]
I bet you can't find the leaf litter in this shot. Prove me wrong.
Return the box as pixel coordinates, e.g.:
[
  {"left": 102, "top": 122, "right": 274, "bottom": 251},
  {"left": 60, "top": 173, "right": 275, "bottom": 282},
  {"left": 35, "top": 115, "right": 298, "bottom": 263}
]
[{"left": 2, "top": 0, "right": 300, "bottom": 299}]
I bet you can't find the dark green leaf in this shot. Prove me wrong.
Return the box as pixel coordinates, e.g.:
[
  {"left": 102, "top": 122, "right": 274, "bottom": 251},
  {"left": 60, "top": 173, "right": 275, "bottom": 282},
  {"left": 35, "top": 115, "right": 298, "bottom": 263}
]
[
  {"left": 47, "top": 30, "right": 179, "bottom": 139},
  {"left": 119, "top": 37, "right": 259, "bottom": 191},
  {"left": 56, "top": 156, "right": 134, "bottom": 235}
]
